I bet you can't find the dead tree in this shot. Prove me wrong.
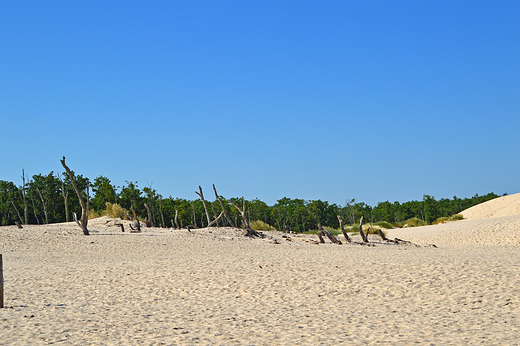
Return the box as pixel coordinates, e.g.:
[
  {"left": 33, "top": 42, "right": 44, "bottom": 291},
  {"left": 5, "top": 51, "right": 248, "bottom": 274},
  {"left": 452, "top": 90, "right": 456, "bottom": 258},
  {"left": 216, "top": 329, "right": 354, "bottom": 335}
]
[
  {"left": 195, "top": 186, "right": 212, "bottom": 227},
  {"left": 358, "top": 216, "right": 368, "bottom": 243},
  {"left": 212, "top": 185, "right": 236, "bottom": 228},
  {"left": 60, "top": 157, "right": 90, "bottom": 235},
  {"left": 115, "top": 223, "right": 125, "bottom": 232},
  {"left": 35, "top": 186, "right": 49, "bottom": 224},
  {"left": 229, "top": 197, "right": 261, "bottom": 237},
  {"left": 207, "top": 210, "right": 225, "bottom": 227},
  {"left": 144, "top": 203, "right": 154, "bottom": 227},
  {"left": 318, "top": 224, "right": 340, "bottom": 244},
  {"left": 174, "top": 209, "right": 180, "bottom": 229},
  {"left": 56, "top": 173, "right": 70, "bottom": 222},
  {"left": 130, "top": 206, "right": 141, "bottom": 232},
  {"left": 21, "top": 169, "right": 29, "bottom": 225},
  {"left": 337, "top": 215, "right": 351, "bottom": 242}
]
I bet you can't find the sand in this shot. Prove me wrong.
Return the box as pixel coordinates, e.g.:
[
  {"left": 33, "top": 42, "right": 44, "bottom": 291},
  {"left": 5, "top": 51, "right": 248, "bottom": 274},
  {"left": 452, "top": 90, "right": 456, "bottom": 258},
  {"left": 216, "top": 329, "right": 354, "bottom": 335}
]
[{"left": 1, "top": 195, "right": 520, "bottom": 345}]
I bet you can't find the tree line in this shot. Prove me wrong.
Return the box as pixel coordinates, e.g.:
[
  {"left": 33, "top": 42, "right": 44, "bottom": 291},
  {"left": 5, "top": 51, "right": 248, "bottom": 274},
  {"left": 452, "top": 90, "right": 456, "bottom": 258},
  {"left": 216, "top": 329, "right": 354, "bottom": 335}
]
[{"left": 0, "top": 168, "right": 502, "bottom": 231}]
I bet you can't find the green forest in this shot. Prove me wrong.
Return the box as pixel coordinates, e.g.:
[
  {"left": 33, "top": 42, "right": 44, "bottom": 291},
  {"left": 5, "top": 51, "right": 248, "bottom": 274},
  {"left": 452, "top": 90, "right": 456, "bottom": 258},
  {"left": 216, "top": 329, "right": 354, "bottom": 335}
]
[{"left": 0, "top": 167, "right": 503, "bottom": 232}]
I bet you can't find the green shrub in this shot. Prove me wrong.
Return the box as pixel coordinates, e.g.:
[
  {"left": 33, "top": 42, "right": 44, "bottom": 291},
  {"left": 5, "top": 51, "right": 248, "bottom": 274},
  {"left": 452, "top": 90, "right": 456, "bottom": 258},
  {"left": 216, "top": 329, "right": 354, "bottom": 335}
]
[
  {"left": 450, "top": 214, "right": 463, "bottom": 221},
  {"left": 402, "top": 217, "right": 428, "bottom": 227},
  {"left": 374, "top": 221, "right": 393, "bottom": 229},
  {"left": 250, "top": 220, "right": 276, "bottom": 231}
]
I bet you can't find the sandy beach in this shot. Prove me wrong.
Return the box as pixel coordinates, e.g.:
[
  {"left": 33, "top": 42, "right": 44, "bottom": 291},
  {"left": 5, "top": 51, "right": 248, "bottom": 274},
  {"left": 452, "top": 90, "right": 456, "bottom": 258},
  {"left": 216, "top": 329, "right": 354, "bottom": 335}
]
[{"left": 1, "top": 194, "right": 520, "bottom": 345}]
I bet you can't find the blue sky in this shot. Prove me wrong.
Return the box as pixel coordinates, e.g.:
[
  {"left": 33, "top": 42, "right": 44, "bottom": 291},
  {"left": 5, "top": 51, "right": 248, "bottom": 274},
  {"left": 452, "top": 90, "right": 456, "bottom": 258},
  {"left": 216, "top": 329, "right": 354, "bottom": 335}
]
[{"left": 1, "top": 1, "right": 519, "bottom": 207}]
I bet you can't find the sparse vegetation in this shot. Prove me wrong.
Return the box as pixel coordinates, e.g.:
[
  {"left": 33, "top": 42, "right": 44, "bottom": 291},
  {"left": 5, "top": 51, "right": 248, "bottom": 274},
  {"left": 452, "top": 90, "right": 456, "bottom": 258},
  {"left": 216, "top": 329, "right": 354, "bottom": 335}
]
[
  {"left": 250, "top": 220, "right": 276, "bottom": 231},
  {"left": 105, "top": 202, "right": 129, "bottom": 218}
]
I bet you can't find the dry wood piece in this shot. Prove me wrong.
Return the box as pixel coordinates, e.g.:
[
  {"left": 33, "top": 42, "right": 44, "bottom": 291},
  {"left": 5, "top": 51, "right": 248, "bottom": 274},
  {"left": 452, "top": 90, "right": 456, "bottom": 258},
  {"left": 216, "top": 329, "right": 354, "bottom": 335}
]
[
  {"left": 358, "top": 216, "right": 368, "bottom": 243},
  {"left": 195, "top": 186, "right": 212, "bottom": 227},
  {"left": 207, "top": 210, "right": 225, "bottom": 227},
  {"left": 174, "top": 209, "right": 180, "bottom": 229},
  {"left": 144, "top": 203, "right": 154, "bottom": 227},
  {"left": 318, "top": 224, "right": 340, "bottom": 244},
  {"left": 130, "top": 206, "right": 141, "bottom": 232},
  {"left": 212, "top": 185, "right": 236, "bottom": 228},
  {"left": 337, "top": 215, "right": 351, "bottom": 242},
  {"left": 60, "top": 157, "right": 90, "bottom": 235},
  {"left": 14, "top": 221, "right": 23, "bottom": 229},
  {"left": 316, "top": 230, "right": 325, "bottom": 243},
  {"left": 229, "top": 197, "right": 261, "bottom": 237},
  {"left": 115, "top": 223, "right": 125, "bottom": 232},
  {"left": 0, "top": 254, "right": 3, "bottom": 308}
]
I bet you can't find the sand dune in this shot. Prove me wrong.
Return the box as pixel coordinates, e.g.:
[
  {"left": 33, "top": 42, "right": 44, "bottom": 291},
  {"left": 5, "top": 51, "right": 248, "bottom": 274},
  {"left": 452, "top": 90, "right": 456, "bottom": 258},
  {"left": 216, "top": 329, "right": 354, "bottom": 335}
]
[
  {"left": 461, "top": 192, "right": 520, "bottom": 220},
  {"left": 1, "top": 212, "right": 520, "bottom": 345}
]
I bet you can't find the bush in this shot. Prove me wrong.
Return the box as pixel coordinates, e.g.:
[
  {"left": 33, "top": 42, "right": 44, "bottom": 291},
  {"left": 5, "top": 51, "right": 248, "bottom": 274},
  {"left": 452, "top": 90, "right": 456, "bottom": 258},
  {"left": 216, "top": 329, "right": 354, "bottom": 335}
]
[
  {"left": 250, "top": 220, "right": 276, "bottom": 231},
  {"left": 402, "top": 217, "right": 428, "bottom": 228},
  {"left": 105, "top": 202, "right": 129, "bottom": 218},
  {"left": 374, "top": 221, "right": 393, "bottom": 229},
  {"left": 433, "top": 214, "right": 464, "bottom": 224}
]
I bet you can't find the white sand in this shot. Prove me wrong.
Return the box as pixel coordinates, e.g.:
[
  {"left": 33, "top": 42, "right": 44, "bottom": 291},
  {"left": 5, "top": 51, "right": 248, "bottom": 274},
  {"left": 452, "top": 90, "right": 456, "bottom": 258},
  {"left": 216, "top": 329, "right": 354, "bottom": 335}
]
[{"left": 2, "top": 199, "right": 520, "bottom": 344}]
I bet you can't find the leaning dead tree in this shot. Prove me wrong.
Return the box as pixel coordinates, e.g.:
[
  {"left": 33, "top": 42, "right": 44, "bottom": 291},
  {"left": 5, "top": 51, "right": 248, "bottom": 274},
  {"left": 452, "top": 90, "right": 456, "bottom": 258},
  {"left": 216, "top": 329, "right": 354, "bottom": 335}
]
[
  {"left": 358, "top": 216, "right": 368, "bottom": 243},
  {"left": 60, "top": 156, "right": 90, "bottom": 235},
  {"left": 212, "top": 184, "right": 236, "bottom": 228},
  {"left": 195, "top": 186, "right": 212, "bottom": 227},
  {"left": 318, "top": 224, "right": 340, "bottom": 244},
  {"left": 337, "top": 215, "right": 351, "bottom": 243},
  {"left": 144, "top": 203, "right": 154, "bottom": 227},
  {"left": 130, "top": 206, "right": 141, "bottom": 232},
  {"left": 229, "top": 197, "right": 261, "bottom": 237}
]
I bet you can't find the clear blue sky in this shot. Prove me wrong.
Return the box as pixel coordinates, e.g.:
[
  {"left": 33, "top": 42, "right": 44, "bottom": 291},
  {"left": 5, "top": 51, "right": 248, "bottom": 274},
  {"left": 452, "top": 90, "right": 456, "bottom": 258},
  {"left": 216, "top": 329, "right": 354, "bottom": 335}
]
[{"left": 1, "top": 1, "right": 519, "bottom": 207}]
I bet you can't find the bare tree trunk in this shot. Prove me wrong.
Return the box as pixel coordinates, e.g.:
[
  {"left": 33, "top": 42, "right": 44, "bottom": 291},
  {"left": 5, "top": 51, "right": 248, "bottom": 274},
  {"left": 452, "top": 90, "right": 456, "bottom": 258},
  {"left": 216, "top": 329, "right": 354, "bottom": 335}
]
[
  {"left": 56, "top": 173, "right": 70, "bottom": 222},
  {"left": 337, "top": 215, "right": 351, "bottom": 242},
  {"left": 60, "top": 157, "right": 89, "bottom": 235},
  {"left": 30, "top": 193, "right": 40, "bottom": 225},
  {"left": 207, "top": 210, "right": 225, "bottom": 227},
  {"left": 21, "top": 169, "right": 28, "bottom": 225},
  {"left": 130, "top": 206, "right": 141, "bottom": 232},
  {"left": 318, "top": 224, "right": 340, "bottom": 244},
  {"left": 144, "top": 203, "right": 154, "bottom": 227},
  {"left": 195, "top": 186, "right": 212, "bottom": 227},
  {"left": 212, "top": 185, "right": 236, "bottom": 228},
  {"left": 174, "top": 209, "right": 180, "bottom": 229},
  {"left": 210, "top": 203, "right": 220, "bottom": 227},
  {"left": 229, "top": 197, "right": 261, "bottom": 237},
  {"left": 358, "top": 216, "right": 368, "bottom": 243},
  {"left": 9, "top": 192, "right": 23, "bottom": 225},
  {"left": 159, "top": 197, "right": 165, "bottom": 228},
  {"left": 36, "top": 186, "right": 49, "bottom": 224}
]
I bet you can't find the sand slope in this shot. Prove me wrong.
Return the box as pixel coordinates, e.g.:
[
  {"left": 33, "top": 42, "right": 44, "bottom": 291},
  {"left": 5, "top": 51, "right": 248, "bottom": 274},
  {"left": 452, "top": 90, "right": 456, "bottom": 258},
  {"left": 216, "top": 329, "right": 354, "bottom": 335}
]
[
  {"left": 1, "top": 216, "right": 520, "bottom": 345},
  {"left": 461, "top": 192, "right": 520, "bottom": 220}
]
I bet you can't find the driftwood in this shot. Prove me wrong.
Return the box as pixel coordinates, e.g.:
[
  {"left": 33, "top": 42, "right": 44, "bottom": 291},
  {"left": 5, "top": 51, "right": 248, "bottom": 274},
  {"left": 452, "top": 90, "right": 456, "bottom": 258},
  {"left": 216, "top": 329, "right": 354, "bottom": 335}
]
[
  {"left": 318, "top": 224, "right": 340, "bottom": 244},
  {"left": 195, "top": 186, "right": 212, "bottom": 227},
  {"left": 207, "top": 210, "right": 225, "bottom": 227},
  {"left": 144, "top": 203, "right": 154, "bottom": 227},
  {"left": 212, "top": 185, "right": 236, "bottom": 228},
  {"left": 130, "top": 206, "right": 141, "bottom": 232},
  {"left": 60, "top": 157, "right": 89, "bottom": 235},
  {"left": 14, "top": 221, "right": 23, "bottom": 229},
  {"left": 115, "top": 223, "right": 125, "bottom": 232},
  {"left": 229, "top": 197, "right": 261, "bottom": 237},
  {"left": 358, "top": 216, "right": 368, "bottom": 243},
  {"left": 0, "top": 254, "right": 3, "bottom": 308},
  {"left": 337, "top": 215, "right": 351, "bottom": 242}
]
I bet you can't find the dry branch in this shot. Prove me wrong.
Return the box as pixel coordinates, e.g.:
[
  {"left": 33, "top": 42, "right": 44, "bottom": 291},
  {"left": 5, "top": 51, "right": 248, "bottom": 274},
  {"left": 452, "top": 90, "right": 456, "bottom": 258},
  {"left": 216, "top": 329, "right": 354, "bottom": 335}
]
[
  {"left": 130, "top": 206, "right": 141, "bottom": 232},
  {"left": 229, "top": 197, "right": 261, "bottom": 237},
  {"left": 60, "top": 157, "right": 89, "bottom": 235},
  {"left": 337, "top": 215, "right": 351, "bottom": 242},
  {"left": 212, "top": 185, "right": 236, "bottom": 228},
  {"left": 195, "top": 186, "right": 212, "bottom": 227}
]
